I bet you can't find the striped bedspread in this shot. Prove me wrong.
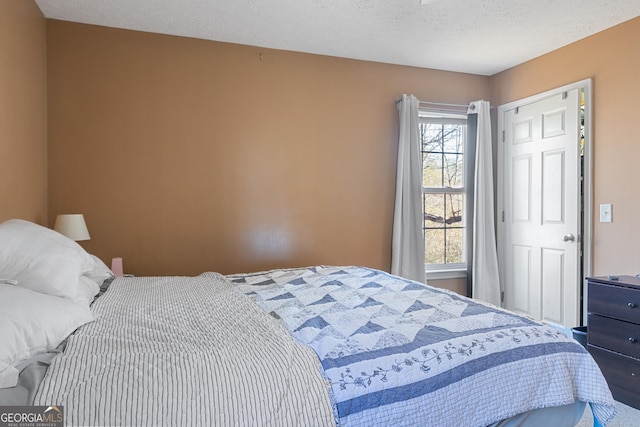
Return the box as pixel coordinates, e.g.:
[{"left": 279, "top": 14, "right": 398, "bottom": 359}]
[
  {"left": 229, "top": 266, "right": 617, "bottom": 427},
  {"left": 33, "top": 273, "right": 335, "bottom": 426}
]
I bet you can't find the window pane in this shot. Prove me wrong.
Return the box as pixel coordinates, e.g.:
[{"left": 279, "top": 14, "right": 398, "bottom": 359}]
[
  {"left": 445, "top": 228, "right": 464, "bottom": 264},
  {"left": 443, "top": 153, "right": 464, "bottom": 188},
  {"left": 442, "top": 125, "right": 464, "bottom": 153},
  {"left": 444, "top": 194, "right": 464, "bottom": 226},
  {"left": 423, "top": 153, "right": 443, "bottom": 187},
  {"left": 424, "top": 194, "right": 445, "bottom": 229},
  {"left": 425, "top": 229, "right": 444, "bottom": 264},
  {"left": 421, "top": 125, "right": 444, "bottom": 153},
  {"left": 426, "top": 193, "right": 464, "bottom": 228},
  {"left": 423, "top": 192, "right": 465, "bottom": 265},
  {"left": 421, "top": 122, "right": 465, "bottom": 190}
]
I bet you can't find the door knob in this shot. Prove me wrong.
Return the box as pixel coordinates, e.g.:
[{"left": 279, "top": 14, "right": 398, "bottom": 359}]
[{"left": 563, "top": 234, "right": 575, "bottom": 243}]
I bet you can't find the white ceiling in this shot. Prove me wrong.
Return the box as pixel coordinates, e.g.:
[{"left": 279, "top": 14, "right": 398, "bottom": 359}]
[{"left": 35, "top": 0, "right": 640, "bottom": 76}]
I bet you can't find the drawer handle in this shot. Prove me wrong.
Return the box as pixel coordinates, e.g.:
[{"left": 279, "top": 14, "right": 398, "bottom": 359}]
[
  {"left": 628, "top": 302, "right": 637, "bottom": 309},
  {"left": 630, "top": 337, "right": 638, "bottom": 344}
]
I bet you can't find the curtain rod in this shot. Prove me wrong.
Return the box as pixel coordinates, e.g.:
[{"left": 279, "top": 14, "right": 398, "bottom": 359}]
[
  {"left": 395, "top": 97, "right": 493, "bottom": 112},
  {"left": 396, "top": 97, "right": 471, "bottom": 114},
  {"left": 395, "top": 97, "right": 468, "bottom": 108},
  {"left": 419, "top": 101, "right": 469, "bottom": 109}
]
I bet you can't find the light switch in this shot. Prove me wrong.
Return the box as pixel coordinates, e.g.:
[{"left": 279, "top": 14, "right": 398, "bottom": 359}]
[{"left": 599, "top": 204, "right": 612, "bottom": 223}]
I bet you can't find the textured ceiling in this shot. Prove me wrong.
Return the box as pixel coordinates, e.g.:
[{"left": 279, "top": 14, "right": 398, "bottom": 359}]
[{"left": 35, "top": 0, "right": 640, "bottom": 76}]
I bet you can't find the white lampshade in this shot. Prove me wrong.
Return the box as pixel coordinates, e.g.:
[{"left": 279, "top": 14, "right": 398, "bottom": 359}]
[{"left": 54, "top": 214, "right": 91, "bottom": 241}]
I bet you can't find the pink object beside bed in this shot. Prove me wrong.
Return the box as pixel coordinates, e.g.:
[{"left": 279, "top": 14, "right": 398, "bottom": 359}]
[{"left": 110, "top": 257, "right": 123, "bottom": 277}]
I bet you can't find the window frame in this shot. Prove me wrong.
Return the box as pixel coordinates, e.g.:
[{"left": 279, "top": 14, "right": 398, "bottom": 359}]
[{"left": 419, "top": 113, "right": 469, "bottom": 275}]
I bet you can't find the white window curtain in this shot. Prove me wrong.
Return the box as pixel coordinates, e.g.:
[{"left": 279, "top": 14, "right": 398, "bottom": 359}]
[
  {"left": 391, "top": 94, "right": 426, "bottom": 283},
  {"left": 469, "top": 100, "right": 500, "bottom": 305}
]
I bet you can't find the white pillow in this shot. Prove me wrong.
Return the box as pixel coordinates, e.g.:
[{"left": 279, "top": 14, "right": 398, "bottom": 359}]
[
  {"left": 0, "top": 219, "right": 95, "bottom": 299},
  {"left": 0, "top": 283, "right": 94, "bottom": 388},
  {"left": 85, "top": 254, "right": 115, "bottom": 285},
  {"left": 74, "top": 275, "right": 101, "bottom": 307}
]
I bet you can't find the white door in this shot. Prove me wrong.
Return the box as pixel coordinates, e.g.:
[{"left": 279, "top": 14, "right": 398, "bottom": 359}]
[{"left": 501, "top": 88, "right": 581, "bottom": 328}]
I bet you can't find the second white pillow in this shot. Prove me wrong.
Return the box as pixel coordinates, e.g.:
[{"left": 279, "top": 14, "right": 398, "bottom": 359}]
[{"left": 0, "top": 219, "right": 95, "bottom": 300}]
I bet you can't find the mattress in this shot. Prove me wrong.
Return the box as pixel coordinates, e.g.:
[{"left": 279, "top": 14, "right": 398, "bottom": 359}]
[{"left": 28, "top": 266, "right": 617, "bottom": 426}]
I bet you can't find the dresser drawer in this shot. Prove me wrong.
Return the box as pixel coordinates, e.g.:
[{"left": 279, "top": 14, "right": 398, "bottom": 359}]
[
  {"left": 588, "top": 282, "right": 640, "bottom": 323},
  {"left": 589, "top": 314, "right": 640, "bottom": 359},
  {"left": 588, "top": 345, "right": 640, "bottom": 409}
]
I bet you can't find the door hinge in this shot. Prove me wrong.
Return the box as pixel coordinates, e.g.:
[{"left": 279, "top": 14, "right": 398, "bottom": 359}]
[
  {"left": 502, "top": 130, "right": 505, "bottom": 142},
  {"left": 501, "top": 291, "right": 505, "bottom": 303},
  {"left": 515, "top": 107, "right": 519, "bottom": 114},
  {"left": 501, "top": 211, "right": 505, "bottom": 222},
  {"left": 562, "top": 91, "right": 568, "bottom": 100}
]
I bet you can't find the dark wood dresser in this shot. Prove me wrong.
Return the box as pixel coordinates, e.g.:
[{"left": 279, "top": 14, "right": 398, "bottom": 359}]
[{"left": 587, "top": 275, "right": 640, "bottom": 409}]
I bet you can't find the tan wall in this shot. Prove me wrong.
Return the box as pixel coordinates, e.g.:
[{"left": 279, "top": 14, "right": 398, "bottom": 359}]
[
  {"left": 13, "top": 7, "right": 635, "bottom": 290},
  {"left": 46, "top": 21, "right": 490, "bottom": 277},
  {"left": 429, "top": 277, "right": 466, "bottom": 295},
  {"left": 490, "top": 17, "right": 640, "bottom": 277},
  {"left": 0, "top": 0, "right": 47, "bottom": 224}
]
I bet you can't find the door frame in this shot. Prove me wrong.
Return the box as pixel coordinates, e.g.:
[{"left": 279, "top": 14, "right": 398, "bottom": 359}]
[{"left": 497, "top": 78, "right": 593, "bottom": 325}]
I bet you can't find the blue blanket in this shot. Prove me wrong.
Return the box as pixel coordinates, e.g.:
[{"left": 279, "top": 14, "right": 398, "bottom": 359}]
[{"left": 229, "top": 266, "right": 616, "bottom": 427}]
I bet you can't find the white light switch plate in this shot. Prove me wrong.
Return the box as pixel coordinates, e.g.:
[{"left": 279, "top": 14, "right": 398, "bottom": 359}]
[{"left": 600, "top": 204, "right": 612, "bottom": 223}]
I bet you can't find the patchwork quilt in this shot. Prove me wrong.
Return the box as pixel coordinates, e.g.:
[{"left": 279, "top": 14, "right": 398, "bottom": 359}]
[{"left": 228, "top": 266, "right": 616, "bottom": 427}]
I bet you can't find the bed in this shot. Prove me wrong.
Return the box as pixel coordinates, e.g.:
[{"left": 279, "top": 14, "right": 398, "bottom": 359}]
[{"left": 0, "top": 219, "right": 617, "bottom": 426}]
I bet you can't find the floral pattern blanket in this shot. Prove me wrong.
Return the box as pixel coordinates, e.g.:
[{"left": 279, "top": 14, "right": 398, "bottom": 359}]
[{"left": 228, "top": 266, "right": 616, "bottom": 427}]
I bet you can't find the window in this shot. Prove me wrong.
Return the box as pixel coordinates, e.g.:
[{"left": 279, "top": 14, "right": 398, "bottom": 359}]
[{"left": 420, "top": 113, "right": 468, "bottom": 272}]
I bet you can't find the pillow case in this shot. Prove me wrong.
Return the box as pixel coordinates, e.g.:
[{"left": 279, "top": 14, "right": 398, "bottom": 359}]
[
  {"left": 0, "top": 283, "right": 94, "bottom": 388},
  {"left": 0, "top": 219, "right": 95, "bottom": 299},
  {"left": 85, "top": 254, "right": 115, "bottom": 285},
  {"left": 74, "top": 275, "right": 101, "bottom": 307}
]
